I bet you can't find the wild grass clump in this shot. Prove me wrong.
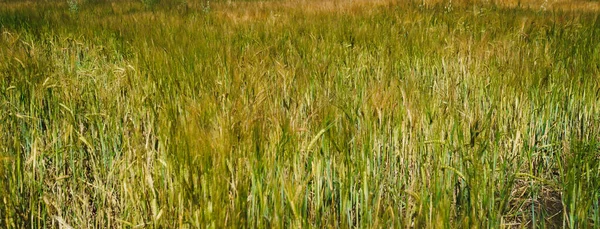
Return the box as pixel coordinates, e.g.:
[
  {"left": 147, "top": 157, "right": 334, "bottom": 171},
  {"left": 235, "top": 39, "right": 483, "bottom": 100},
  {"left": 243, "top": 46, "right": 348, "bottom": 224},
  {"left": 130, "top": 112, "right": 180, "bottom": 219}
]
[{"left": 1, "top": 0, "right": 600, "bottom": 228}]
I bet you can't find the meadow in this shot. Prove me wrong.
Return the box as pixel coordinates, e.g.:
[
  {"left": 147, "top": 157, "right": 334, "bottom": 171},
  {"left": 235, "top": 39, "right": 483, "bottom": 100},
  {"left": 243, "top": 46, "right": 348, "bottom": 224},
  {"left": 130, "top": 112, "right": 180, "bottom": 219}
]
[{"left": 1, "top": 0, "right": 599, "bottom": 228}]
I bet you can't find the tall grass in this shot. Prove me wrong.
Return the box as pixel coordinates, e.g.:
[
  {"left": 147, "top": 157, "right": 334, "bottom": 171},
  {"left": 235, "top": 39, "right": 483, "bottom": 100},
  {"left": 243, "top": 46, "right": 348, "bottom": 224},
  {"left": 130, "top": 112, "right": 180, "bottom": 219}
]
[{"left": 1, "top": 0, "right": 599, "bottom": 228}]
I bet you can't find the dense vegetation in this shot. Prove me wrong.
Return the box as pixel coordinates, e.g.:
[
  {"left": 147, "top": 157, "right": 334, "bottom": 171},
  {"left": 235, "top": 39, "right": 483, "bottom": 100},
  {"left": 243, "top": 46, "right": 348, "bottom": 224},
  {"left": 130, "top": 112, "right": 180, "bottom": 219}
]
[{"left": 1, "top": 0, "right": 599, "bottom": 228}]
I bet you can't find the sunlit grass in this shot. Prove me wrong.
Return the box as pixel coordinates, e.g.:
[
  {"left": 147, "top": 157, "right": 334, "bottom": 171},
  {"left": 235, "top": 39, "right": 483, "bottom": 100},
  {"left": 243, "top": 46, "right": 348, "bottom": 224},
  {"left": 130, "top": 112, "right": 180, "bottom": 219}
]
[{"left": 1, "top": 0, "right": 599, "bottom": 228}]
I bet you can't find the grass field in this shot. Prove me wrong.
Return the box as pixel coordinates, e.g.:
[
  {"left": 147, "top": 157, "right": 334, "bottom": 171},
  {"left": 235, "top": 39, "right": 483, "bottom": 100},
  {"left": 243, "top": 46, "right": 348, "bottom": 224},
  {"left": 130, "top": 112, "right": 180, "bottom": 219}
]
[{"left": 1, "top": 0, "right": 600, "bottom": 228}]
